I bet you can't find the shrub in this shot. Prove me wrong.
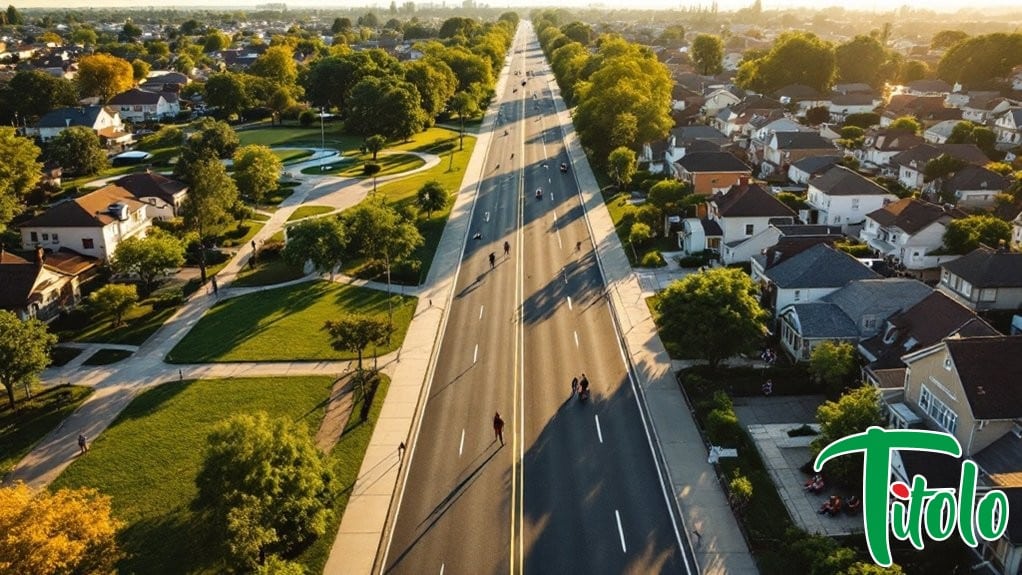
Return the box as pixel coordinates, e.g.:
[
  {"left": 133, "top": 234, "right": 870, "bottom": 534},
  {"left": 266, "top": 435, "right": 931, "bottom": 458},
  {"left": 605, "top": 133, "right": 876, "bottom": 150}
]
[
  {"left": 729, "top": 471, "right": 754, "bottom": 510},
  {"left": 151, "top": 289, "right": 184, "bottom": 310},
  {"left": 833, "top": 240, "right": 873, "bottom": 257},
  {"left": 298, "top": 110, "right": 317, "bottom": 127},
  {"left": 618, "top": 204, "right": 637, "bottom": 231},
  {"left": 640, "top": 251, "right": 665, "bottom": 267},
  {"left": 629, "top": 222, "right": 653, "bottom": 247},
  {"left": 677, "top": 255, "right": 708, "bottom": 268},
  {"left": 706, "top": 407, "right": 741, "bottom": 445},
  {"left": 258, "top": 240, "right": 285, "bottom": 260},
  {"left": 363, "top": 162, "right": 381, "bottom": 175},
  {"left": 391, "top": 259, "right": 422, "bottom": 285},
  {"left": 787, "top": 424, "right": 818, "bottom": 437}
]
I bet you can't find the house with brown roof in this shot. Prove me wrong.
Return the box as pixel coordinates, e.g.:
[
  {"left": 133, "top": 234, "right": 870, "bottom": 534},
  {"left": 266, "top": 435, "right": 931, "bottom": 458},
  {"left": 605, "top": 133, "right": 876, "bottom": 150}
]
[
  {"left": 114, "top": 172, "right": 188, "bottom": 220},
  {"left": 0, "top": 247, "right": 97, "bottom": 321},
  {"left": 679, "top": 182, "right": 797, "bottom": 259},
  {"left": 880, "top": 94, "right": 961, "bottom": 129},
  {"left": 674, "top": 151, "right": 752, "bottom": 195},
  {"left": 859, "top": 198, "right": 965, "bottom": 272},
  {"left": 938, "top": 246, "right": 1022, "bottom": 312},
  {"left": 18, "top": 185, "right": 152, "bottom": 261},
  {"left": 889, "top": 143, "right": 989, "bottom": 190}
]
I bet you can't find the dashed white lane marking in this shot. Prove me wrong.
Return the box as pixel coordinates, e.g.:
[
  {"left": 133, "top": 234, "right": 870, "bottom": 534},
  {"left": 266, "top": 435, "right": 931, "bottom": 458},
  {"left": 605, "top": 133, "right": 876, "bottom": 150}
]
[
  {"left": 595, "top": 415, "right": 604, "bottom": 443},
  {"left": 574, "top": 331, "right": 579, "bottom": 348},
  {"left": 440, "top": 563, "right": 445, "bottom": 575},
  {"left": 473, "top": 344, "right": 478, "bottom": 364},
  {"left": 615, "top": 510, "right": 627, "bottom": 553},
  {"left": 459, "top": 429, "right": 465, "bottom": 457},
  {"left": 567, "top": 296, "right": 573, "bottom": 310},
  {"left": 480, "top": 305, "right": 484, "bottom": 320}
]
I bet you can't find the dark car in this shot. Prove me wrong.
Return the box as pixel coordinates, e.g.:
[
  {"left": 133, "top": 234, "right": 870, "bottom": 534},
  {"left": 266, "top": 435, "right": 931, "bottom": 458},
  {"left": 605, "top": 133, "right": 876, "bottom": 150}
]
[{"left": 560, "top": 163, "right": 568, "bottom": 173}]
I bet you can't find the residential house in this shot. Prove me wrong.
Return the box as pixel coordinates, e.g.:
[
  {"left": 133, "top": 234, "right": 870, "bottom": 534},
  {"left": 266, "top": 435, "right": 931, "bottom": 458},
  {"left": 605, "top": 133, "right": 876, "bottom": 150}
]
[
  {"left": 108, "top": 88, "right": 180, "bottom": 122},
  {"left": 751, "top": 118, "right": 811, "bottom": 148},
  {"left": 880, "top": 94, "right": 961, "bottom": 129},
  {"left": 679, "top": 182, "right": 796, "bottom": 259},
  {"left": 114, "top": 172, "right": 188, "bottom": 220},
  {"left": 773, "top": 84, "right": 830, "bottom": 116},
  {"left": 721, "top": 223, "right": 842, "bottom": 266},
  {"left": 855, "top": 129, "right": 926, "bottom": 172},
  {"left": 903, "top": 79, "right": 954, "bottom": 97},
  {"left": 0, "top": 247, "right": 97, "bottom": 321},
  {"left": 922, "top": 119, "right": 960, "bottom": 144},
  {"left": 761, "top": 132, "right": 837, "bottom": 176},
  {"left": 859, "top": 290, "right": 998, "bottom": 388},
  {"left": 938, "top": 246, "right": 1022, "bottom": 312},
  {"left": 827, "top": 93, "right": 880, "bottom": 122},
  {"left": 941, "top": 165, "right": 1011, "bottom": 208},
  {"left": 713, "top": 94, "right": 785, "bottom": 138},
  {"left": 700, "top": 85, "right": 743, "bottom": 118},
  {"left": 1013, "top": 66, "right": 1022, "bottom": 91},
  {"left": 670, "top": 125, "right": 729, "bottom": 156},
  {"left": 859, "top": 198, "right": 965, "bottom": 271},
  {"left": 751, "top": 242, "right": 881, "bottom": 317},
  {"left": 994, "top": 108, "right": 1022, "bottom": 147},
  {"left": 674, "top": 151, "right": 752, "bottom": 196},
  {"left": 24, "top": 105, "right": 130, "bottom": 146},
  {"left": 832, "top": 83, "right": 875, "bottom": 96},
  {"left": 19, "top": 185, "right": 152, "bottom": 261},
  {"left": 141, "top": 70, "right": 189, "bottom": 91},
  {"left": 778, "top": 278, "right": 932, "bottom": 361},
  {"left": 787, "top": 155, "right": 842, "bottom": 185},
  {"left": 960, "top": 96, "right": 1014, "bottom": 125},
  {"left": 888, "top": 143, "right": 989, "bottom": 191},
  {"left": 803, "top": 165, "right": 898, "bottom": 228}
]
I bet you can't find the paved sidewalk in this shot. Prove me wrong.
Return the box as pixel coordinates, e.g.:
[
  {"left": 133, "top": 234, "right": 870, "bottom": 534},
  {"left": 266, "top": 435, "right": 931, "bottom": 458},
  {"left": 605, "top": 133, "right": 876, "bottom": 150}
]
[{"left": 550, "top": 77, "right": 759, "bottom": 573}]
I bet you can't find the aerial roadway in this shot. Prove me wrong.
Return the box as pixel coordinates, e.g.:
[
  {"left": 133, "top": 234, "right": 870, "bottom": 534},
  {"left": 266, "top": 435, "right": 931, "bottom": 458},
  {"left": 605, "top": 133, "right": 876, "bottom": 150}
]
[{"left": 381, "top": 22, "right": 696, "bottom": 575}]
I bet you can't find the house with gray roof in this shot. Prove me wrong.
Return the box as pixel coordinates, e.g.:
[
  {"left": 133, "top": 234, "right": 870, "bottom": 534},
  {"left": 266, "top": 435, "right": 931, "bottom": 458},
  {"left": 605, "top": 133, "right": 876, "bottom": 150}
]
[
  {"left": 859, "top": 197, "right": 966, "bottom": 272},
  {"left": 787, "top": 155, "right": 841, "bottom": 185},
  {"left": 890, "top": 143, "right": 989, "bottom": 191},
  {"left": 721, "top": 223, "right": 842, "bottom": 266},
  {"left": 24, "top": 105, "right": 127, "bottom": 143},
  {"left": 680, "top": 182, "right": 797, "bottom": 260},
  {"left": 762, "top": 132, "right": 837, "bottom": 173},
  {"left": 778, "top": 278, "right": 932, "bottom": 361},
  {"left": 938, "top": 246, "right": 1022, "bottom": 311},
  {"left": 804, "top": 165, "right": 898, "bottom": 229},
  {"left": 994, "top": 108, "right": 1022, "bottom": 147},
  {"left": 942, "top": 165, "right": 1011, "bottom": 208},
  {"left": 751, "top": 242, "right": 881, "bottom": 317}
]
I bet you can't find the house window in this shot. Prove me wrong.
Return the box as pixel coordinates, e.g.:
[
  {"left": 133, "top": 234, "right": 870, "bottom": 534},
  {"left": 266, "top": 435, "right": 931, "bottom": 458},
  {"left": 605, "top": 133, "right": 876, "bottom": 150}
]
[
  {"left": 793, "top": 290, "right": 801, "bottom": 302},
  {"left": 52, "top": 234, "right": 58, "bottom": 242},
  {"left": 851, "top": 198, "right": 860, "bottom": 209},
  {"left": 863, "top": 317, "right": 877, "bottom": 329},
  {"left": 745, "top": 224, "right": 754, "bottom": 236},
  {"left": 980, "top": 288, "right": 997, "bottom": 302},
  {"left": 30, "top": 231, "right": 38, "bottom": 242},
  {"left": 82, "top": 238, "right": 94, "bottom": 250},
  {"left": 919, "top": 385, "right": 958, "bottom": 435},
  {"left": 961, "top": 281, "right": 973, "bottom": 297}
]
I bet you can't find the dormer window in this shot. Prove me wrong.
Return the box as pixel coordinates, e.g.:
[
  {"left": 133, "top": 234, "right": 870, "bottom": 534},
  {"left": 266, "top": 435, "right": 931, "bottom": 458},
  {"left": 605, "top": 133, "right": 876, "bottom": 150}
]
[{"left": 883, "top": 323, "right": 897, "bottom": 344}]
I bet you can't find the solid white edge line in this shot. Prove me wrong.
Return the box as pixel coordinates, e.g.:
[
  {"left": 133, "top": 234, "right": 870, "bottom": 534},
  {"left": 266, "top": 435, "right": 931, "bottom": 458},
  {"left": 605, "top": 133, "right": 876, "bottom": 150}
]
[
  {"left": 567, "top": 296, "right": 572, "bottom": 311},
  {"left": 440, "top": 563, "right": 445, "bottom": 575},
  {"left": 595, "top": 415, "right": 603, "bottom": 444},
  {"left": 473, "top": 343, "right": 478, "bottom": 364},
  {"left": 480, "top": 305, "right": 484, "bottom": 320},
  {"left": 459, "top": 429, "right": 465, "bottom": 457},
  {"left": 615, "top": 509, "right": 627, "bottom": 553},
  {"left": 556, "top": 228, "right": 562, "bottom": 249},
  {"left": 574, "top": 331, "right": 579, "bottom": 349}
]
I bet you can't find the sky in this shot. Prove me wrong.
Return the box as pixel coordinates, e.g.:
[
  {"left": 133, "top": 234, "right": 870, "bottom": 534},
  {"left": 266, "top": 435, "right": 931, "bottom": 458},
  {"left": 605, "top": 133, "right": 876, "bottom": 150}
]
[{"left": 11, "top": 0, "right": 1022, "bottom": 11}]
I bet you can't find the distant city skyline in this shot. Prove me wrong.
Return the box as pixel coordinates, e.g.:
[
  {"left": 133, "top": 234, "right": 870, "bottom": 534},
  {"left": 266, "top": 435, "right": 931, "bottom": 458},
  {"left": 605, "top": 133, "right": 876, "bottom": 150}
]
[{"left": 9, "top": 0, "right": 1022, "bottom": 12}]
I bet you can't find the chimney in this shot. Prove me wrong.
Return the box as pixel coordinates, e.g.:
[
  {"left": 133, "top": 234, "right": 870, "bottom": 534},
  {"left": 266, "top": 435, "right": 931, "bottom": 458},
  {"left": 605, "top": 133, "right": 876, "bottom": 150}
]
[
  {"left": 35, "top": 245, "right": 45, "bottom": 265},
  {"left": 738, "top": 175, "right": 750, "bottom": 187}
]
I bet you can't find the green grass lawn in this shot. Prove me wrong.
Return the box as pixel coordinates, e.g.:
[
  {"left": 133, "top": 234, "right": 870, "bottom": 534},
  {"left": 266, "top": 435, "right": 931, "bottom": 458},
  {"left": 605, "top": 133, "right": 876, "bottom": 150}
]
[
  {"left": 287, "top": 205, "right": 334, "bottom": 222},
  {"left": 299, "top": 153, "right": 425, "bottom": 177},
  {"left": 166, "top": 280, "right": 417, "bottom": 363},
  {"left": 231, "top": 257, "right": 306, "bottom": 288},
  {"left": 341, "top": 130, "right": 475, "bottom": 284},
  {"left": 52, "top": 300, "right": 177, "bottom": 346},
  {"left": 220, "top": 219, "right": 265, "bottom": 248},
  {"left": 237, "top": 124, "right": 362, "bottom": 151},
  {"left": 604, "top": 191, "right": 676, "bottom": 266},
  {"left": 255, "top": 186, "right": 296, "bottom": 210},
  {"left": 51, "top": 376, "right": 336, "bottom": 575},
  {"left": 272, "top": 149, "right": 314, "bottom": 164},
  {"left": 0, "top": 385, "right": 92, "bottom": 477},
  {"left": 49, "top": 346, "right": 84, "bottom": 367},
  {"left": 82, "top": 349, "right": 134, "bottom": 365}
]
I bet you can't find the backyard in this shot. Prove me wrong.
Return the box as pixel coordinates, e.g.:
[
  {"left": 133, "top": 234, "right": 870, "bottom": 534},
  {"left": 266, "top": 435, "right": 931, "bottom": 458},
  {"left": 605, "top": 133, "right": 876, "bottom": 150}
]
[
  {"left": 49, "top": 375, "right": 378, "bottom": 574},
  {"left": 166, "top": 280, "right": 417, "bottom": 363}
]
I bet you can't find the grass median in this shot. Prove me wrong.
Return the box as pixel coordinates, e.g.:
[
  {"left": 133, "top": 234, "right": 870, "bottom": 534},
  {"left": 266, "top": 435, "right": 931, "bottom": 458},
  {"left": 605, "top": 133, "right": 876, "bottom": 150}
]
[
  {"left": 166, "top": 280, "right": 417, "bottom": 363},
  {"left": 286, "top": 205, "right": 335, "bottom": 222}
]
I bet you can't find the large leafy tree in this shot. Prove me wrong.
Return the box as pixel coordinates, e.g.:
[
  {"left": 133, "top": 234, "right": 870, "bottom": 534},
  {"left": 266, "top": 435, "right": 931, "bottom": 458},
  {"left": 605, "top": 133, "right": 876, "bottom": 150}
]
[
  {"left": 809, "top": 341, "right": 858, "bottom": 395},
  {"left": 0, "top": 70, "right": 78, "bottom": 125},
  {"left": 111, "top": 230, "right": 185, "bottom": 297},
  {"left": 943, "top": 215, "right": 1011, "bottom": 254},
  {"left": 89, "top": 284, "right": 138, "bottom": 327},
  {"left": 204, "top": 73, "right": 249, "bottom": 118},
  {"left": 0, "top": 311, "right": 56, "bottom": 410},
  {"left": 434, "top": 45, "right": 492, "bottom": 93},
  {"left": 304, "top": 49, "right": 401, "bottom": 111},
  {"left": 130, "top": 58, "right": 151, "bottom": 83},
  {"left": 76, "top": 53, "right": 134, "bottom": 102},
  {"left": 0, "top": 128, "right": 42, "bottom": 232},
  {"left": 323, "top": 314, "right": 391, "bottom": 375},
  {"left": 561, "top": 21, "right": 593, "bottom": 45},
  {"left": 47, "top": 126, "right": 107, "bottom": 176},
  {"left": 181, "top": 159, "right": 241, "bottom": 282},
  {"left": 811, "top": 385, "right": 884, "bottom": 487},
  {"left": 607, "top": 147, "right": 637, "bottom": 191},
  {"left": 346, "top": 76, "right": 426, "bottom": 141},
  {"left": 653, "top": 268, "right": 768, "bottom": 369},
  {"left": 403, "top": 58, "right": 458, "bottom": 124},
  {"left": 416, "top": 180, "right": 449, "bottom": 218},
  {"left": 282, "top": 218, "right": 347, "bottom": 278},
  {"left": 232, "top": 145, "right": 282, "bottom": 207},
  {"left": 249, "top": 45, "right": 299, "bottom": 93},
  {"left": 888, "top": 115, "right": 921, "bottom": 135},
  {"left": 196, "top": 412, "right": 334, "bottom": 570},
  {"left": 176, "top": 118, "right": 239, "bottom": 177},
  {"left": 938, "top": 33, "right": 1022, "bottom": 88},
  {"left": 947, "top": 121, "right": 997, "bottom": 157},
  {"left": 449, "top": 91, "right": 478, "bottom": 151},
  {"left": 690, "top": 34, "right": 724, "bottom": 75},
  {"left": 931, "top": 30, "right": 969, "bottom": 50},
  {"left": 835, "top": 35, "right": 890, "bottom": 88},
  {"left": 0, "top": 482, "right": 122, "bottom": 574},
  {"left": 736, "top": 31, "right": 836, "bottom": 94},
  {"left": 364, "top": 134, "right": 386, "bottom": 161},
  {"left": 550, "top": 42, "right": 589, "bottom": 104}
]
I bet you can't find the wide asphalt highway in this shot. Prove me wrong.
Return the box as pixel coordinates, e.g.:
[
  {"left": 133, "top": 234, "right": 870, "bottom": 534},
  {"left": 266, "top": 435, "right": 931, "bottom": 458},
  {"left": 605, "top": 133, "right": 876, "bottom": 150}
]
[{"left": 382, "top": 22, "right": 693, "bottom": 575}]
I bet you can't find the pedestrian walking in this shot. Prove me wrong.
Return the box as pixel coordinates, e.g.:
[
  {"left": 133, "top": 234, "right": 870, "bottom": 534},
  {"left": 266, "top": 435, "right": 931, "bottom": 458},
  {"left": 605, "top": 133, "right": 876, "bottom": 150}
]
[
  {"left": 179, "top": 369, "right": 183, "bottom": 383},
  {"left": 211, "top": 276, "right": 219, "bottom": 296},
  {"left": 762, "top": 379, "right": 773, "bottom": 396},
  {"left": 504, "top": 241, "right": 510, "bottom": 257},
  {"left": 489, "top": 252, "right": 496, "bottom": 269},
  {"left": 398, "top": 441, "right": 406, "bottom": 460},
  {"left": 77, "top": 433, "right": 88, "bottom": 455},
  {"left": 571, "top": 376, "right": 579, "bottom": 397},
  {"left": 576, "top": 241, "right": 582, "bottom": 252},
  {"left": 493, "top": 412, "right": 505, "bottom": 446}
]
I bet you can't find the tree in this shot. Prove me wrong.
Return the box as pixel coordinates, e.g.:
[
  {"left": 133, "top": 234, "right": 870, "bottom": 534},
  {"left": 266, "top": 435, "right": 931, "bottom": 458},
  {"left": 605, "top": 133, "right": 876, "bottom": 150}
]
[
  {"left": 72, "top": 27, "right": 98, "bottom": 46},
  {"left": 249, "top": 45, "right": 298, "bottom": 92},
  {"left": 323, "top": 314, "right": 391, "bottom": 375},
  {"left": 691, "top": 34, "right": 724, "bottom": 75},
  {"left": 416, "top": 180, "right": 449, "bottom": 218},
  {"left": 888, "top": 115, "right": 921, "bottom": 135},
  {"left": 449, "top": 91, "right": 477, "bottom": 151},
  {"left": 176, "top": 118, "right": 239, "bottom": 176},
  {"left": 629, "top": 222, "right": 653, "bottom": 247},
  {"left": 647, "top": 180, "right": 688, "bottom": 216},
  {"left": 204, "top": 73, "right": 249, "bottom": 118},
  {"left": 47, "top": 126, "right": 107, "bottom": 176},
  {"left": 835, "top": 35, "right": 890, "bottom": 87},
  {"left": 923, "top": 153, "right": 967, "bottom": 182},
  {"left": 809, "top": 341, "right": 857, "bottom": 395},
  {"left": 805, "top": 106, "right": 830, "bottom": 126},
  {"left": 365, "top": 134, "right": 386, "bottom": 161},
  {"left": 130, "top": 58, "right": 150, "bottom": 83},
  {"left": 736, "top": 31, "right": 836, "bottom": 94},
  {"left": 5, "top": 4, "right": 22, "bottom": 25},
  {"left": 653, "top": 268, "right": 768, "bottom": 369},
  {"left": 0, "top": 482, "right": 122, "bottom": 574},
  {"left": 656, "top": 25, "right": 686, "bottom": 47},
  {"left": 111, "top": 230, "right": 185, "bottom": 296},
  {"left": 282, "top": 218, "right": 347, "bottom": 278},
  {"left": 947, "top": 121, "right": 998, "bottom": 157},
  {"left": 938, "top": 33, "right": 1022, "bottom": 89},
  {"left": 174, "top": 54, "right": 195, "bottom": 75},
  {"left": 181, "top": 159, "right": 241, "bottom": 282},
  {"left": 607, "top": 147, "right": 637, "bottom": 191},
  {"left": 89, "top": 283, "right": 138, "bottom": 327},
  {"left": 331, "top": 17, "right": 352, "bottom": 34},
  {"left": 0, "top": 70, "right": 78, "bottom": 125},
  {"left": 358, "top": 11, "right": 380, "bottom": 28},
  {"left": 76, "top": 53, "right": 134, "bottom": 102},
  {"left": 403, "top": 58, "right": 458, "bottom": 124},
  {"left": 931, "top": 30, "right": 968, "bottom": 50},
  {"left": 197, "top": 412, "right": 334, "bottom": 570},
  {"left": 0, "top": 311, "right": 56, "bottom": 411},
  {"left": 943, "top": 215, "right": 1012, "bottom": 254},
  {"left": 0, "top": 128, "right": 42, "bottom": 232},
  {"left": 265, "top": 87, "right": 294, "bottom": 126},
  {"left": 233, "top": 145, "right": 282, "bottom": 207},
  {"left": 120, "top": 20, "right": 142, "bottom": 42},
  {"left": 811, "top": 385, "right": 884, "bottom": 487},
  {"left": 203, "top": 31, "right": 231, "bottom": 53},
  {"left": 561, "top": 21, "right": 593, "bottom": 45},
  {"left": 347, "top": 76, "right": 426, "bottom": 141},
  {"left": 843, "top": 112, "right": 880, "bottom": 130}
]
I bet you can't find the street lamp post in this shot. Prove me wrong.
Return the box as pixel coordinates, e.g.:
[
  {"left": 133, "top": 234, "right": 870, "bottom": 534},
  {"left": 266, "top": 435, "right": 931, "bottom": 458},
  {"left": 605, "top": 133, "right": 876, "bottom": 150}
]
[{"left": 319, "top": 107, "right": 326, "bottom": 171}]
